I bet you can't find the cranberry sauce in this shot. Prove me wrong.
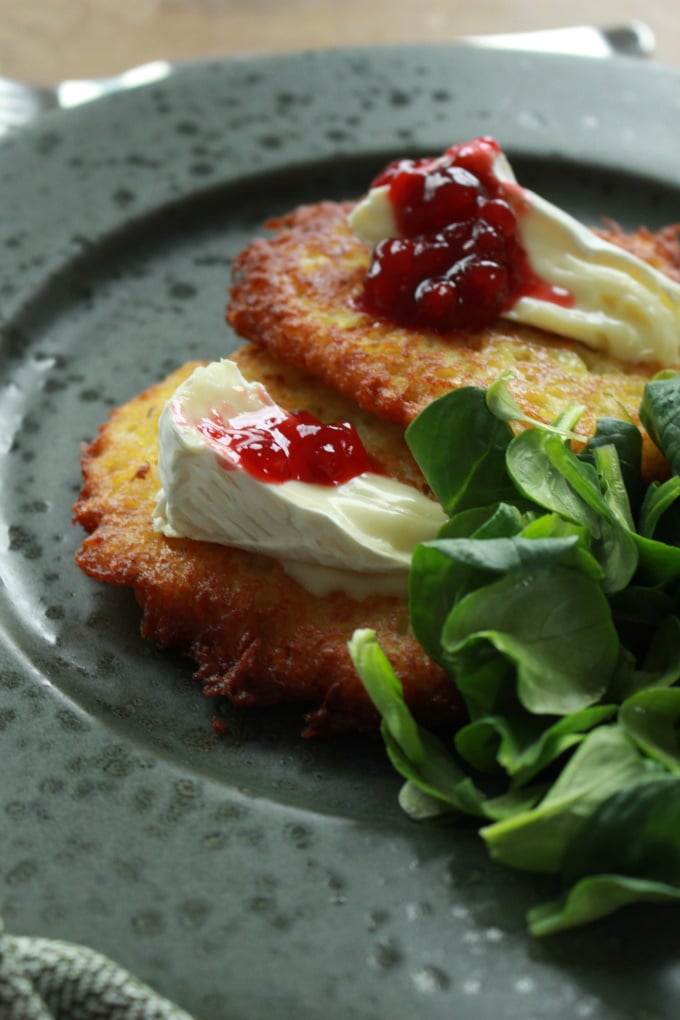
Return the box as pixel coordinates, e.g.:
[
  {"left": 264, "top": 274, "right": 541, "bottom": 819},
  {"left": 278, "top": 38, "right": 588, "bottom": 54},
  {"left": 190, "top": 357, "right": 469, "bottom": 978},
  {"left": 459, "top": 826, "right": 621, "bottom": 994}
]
[
  {"left": 197, "top": 405, "right": 378, "bottom": 486},
  {"left": 360, "top": 136, "right": 572, "bottom": 334}
]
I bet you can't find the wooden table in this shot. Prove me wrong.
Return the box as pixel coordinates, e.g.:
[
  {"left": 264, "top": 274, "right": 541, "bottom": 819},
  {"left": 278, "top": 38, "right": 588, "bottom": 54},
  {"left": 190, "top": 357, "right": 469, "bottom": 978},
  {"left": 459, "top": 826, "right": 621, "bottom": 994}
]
[{"left": 0, "top": 0, "right": 678, "bottom": 83}]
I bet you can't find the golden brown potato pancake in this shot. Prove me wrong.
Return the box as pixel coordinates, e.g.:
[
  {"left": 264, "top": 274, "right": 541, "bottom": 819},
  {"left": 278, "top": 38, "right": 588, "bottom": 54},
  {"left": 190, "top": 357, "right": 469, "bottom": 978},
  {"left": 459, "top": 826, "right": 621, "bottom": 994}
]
[
  {"left": 228, "top": 201, "right": 680, "bottom": 477},
  {"left": 73, "top": 345, "right": 461, "bottom": 736}
]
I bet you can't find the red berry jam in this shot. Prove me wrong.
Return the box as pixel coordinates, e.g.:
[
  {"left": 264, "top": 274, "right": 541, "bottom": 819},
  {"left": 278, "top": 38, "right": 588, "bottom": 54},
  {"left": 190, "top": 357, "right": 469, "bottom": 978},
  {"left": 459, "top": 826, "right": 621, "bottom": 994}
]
[
  {"left": 197, "top": 405, "right": 378, "bottom": 486},
  {"left": 359, "top": 136, "right": 572, "bottom": 334}
]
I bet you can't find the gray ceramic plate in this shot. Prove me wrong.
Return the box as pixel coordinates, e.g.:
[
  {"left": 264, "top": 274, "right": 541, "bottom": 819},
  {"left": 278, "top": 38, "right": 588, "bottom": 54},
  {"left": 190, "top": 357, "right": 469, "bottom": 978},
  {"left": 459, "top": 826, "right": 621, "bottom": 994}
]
[{"left": 2, "top": 44, "right": 680, "bottom": 1020}]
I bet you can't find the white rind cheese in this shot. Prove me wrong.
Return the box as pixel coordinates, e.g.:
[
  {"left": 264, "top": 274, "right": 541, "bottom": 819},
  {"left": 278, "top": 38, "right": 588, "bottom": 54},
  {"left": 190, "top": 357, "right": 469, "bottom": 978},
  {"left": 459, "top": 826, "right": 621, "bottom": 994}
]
[{"left": 153, "top": 360, "right": 447, "bottom": 599}]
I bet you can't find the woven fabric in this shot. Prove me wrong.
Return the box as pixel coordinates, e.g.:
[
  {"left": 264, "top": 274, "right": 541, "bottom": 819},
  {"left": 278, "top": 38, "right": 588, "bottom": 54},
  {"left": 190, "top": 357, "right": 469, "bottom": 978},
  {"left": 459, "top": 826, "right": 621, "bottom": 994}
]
[{"left": 0, "top": 919, "right": 196, "bottom": 1020}]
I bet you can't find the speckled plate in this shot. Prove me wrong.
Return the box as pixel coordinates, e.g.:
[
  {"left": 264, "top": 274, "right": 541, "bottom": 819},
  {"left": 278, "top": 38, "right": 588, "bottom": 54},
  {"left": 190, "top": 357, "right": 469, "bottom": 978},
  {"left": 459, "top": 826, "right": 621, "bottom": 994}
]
[{"left": 2, "top": 45, "right": 680, "bottom": 1020}]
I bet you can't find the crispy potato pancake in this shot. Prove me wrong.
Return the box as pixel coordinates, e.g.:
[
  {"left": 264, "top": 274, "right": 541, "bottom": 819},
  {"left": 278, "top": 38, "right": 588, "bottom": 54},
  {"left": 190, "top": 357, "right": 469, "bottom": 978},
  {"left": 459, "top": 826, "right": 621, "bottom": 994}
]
[
  {"left": 73, "top": 345, "right": 461, "bottom": 736},
  {"left": 228, "top": 201, "right": 680, "bottom": 477}
]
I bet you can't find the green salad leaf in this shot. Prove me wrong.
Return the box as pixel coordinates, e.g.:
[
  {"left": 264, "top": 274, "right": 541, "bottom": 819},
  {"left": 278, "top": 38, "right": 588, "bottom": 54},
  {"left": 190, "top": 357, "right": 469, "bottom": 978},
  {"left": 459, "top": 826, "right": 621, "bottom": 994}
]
[
  {"left": 480, "top": 727, "right": 662, "bottom": 873},
  {"left": 441, "top": 562, "right": 617, "bottom": 715},
  {"left": 640, "top": 371, "right": 680, "bottom": 474},
  {"left": 454, "top": 703, "right": 616, "bottom": 787},
  {"left": 350, "top": 372, "right": 680, "bottom": 936},
  {"left": 528, "top": 874, "right": 680, "bottom": 937},
  {"left": 580, "top": 416, "right": 644, "bottom": 518},
  {"left": 405, "top": 385, "right": 515, "bottom": 513},
  {"left": 639, "top": 476, "right": 680, "bottom": 538},
  {"left": 530, "top": 777, "right": 680, "bottom": 935},
  {"left": 348, "top": 629, "right": 489, "bottom": 818},
  {"left": 619, "top": 688, "right": 680, "bottom": 771}
]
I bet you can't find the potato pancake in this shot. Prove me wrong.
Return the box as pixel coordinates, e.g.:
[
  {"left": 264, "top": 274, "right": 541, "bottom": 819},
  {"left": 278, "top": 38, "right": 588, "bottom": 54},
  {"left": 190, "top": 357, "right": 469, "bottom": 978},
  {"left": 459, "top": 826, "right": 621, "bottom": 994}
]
[
  {"left": 228, "top": 201, "right": 680, "bottom": 477},
  {"left": 73, "top": 345, "right": 461, "bottom": 736}
]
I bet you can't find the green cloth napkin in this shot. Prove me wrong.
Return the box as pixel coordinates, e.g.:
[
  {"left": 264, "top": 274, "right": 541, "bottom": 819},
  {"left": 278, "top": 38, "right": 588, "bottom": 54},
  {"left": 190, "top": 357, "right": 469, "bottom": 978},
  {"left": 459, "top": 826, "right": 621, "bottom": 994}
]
[{"left": 0, "top": 918, "right": 196, "bottom": 1019}]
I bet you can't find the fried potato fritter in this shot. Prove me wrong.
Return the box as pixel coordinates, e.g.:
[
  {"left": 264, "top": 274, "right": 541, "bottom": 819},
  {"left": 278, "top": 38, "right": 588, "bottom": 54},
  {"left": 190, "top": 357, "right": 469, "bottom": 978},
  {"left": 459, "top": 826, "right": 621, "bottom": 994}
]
[
  {"left": 76, "top": 194, "right": 680, "bottom": 736},
  {"left": 228, "top": 202, "right": 680, "bottom": 476},
  {"left": 73, "top": 347, "right": 461, "bottom": 736}
]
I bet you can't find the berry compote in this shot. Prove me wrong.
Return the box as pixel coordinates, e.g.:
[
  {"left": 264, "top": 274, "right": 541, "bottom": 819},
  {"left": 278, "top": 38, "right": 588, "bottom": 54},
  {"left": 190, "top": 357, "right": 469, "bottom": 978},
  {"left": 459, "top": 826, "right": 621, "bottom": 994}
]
[
  {"left": 197, "top": 405, "right": 379, "bottom": 486},
  {"left": 359, "top": 136, "right": 571, "bottom": 334}
]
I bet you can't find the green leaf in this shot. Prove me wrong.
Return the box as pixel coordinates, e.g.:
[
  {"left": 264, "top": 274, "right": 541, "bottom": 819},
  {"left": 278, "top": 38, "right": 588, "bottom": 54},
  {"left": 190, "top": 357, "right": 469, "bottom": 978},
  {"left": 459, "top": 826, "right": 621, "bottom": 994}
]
[
  {"left": 347, "top": 629, "right": 488, "bottom": 817},
  {"left": 437, "top": 505, "right": 507, "bottom": 540},
  {"left": 397, "top": 781, "right": 457, "bottom": 821},
  {"left": 579, "top": 416, "right": 644, "bottom": 518},
  {"left": 506, "top": 429, "right": 598, "bottom": 530},
  {"left": 519, "top": 514, "right": 604, "bottom": 580},
  {"left": 423, "top": 534, "right": 581, "bottom": 575},
  {"left": 398, "top": 775, "right": 545, "bottom": 823},
  {"left": 409, "top": 533, "right": 580, "bottom": 667},
  {"left": 442, "top": 563, "right": 618, "bottom": 715},
  {"left": 383, "top": 727, "right": 489, "bottom": 818},
  {"left": 509, "top": 707, "right": 617, "bottom": 788},
  {"left": 560, "top": 776, "right": 680, "bottom": 888},
  {"left": 593, "top": 443, "right": 635, "bottom": 532},
  {"left": 442, "top": 648, "right": 515, "bottom": 722},
  {"left": 639, "top": 477, "right": 680, "bottom": 538},
  {"left": 529, "top": 874, "right": 680, "bottom": 937},
  {"left": 620, "top": 688, "right": 680, "bottom": 772},
  {"left": 480, "top": 727, "right": 660, "bottom": 873},
  {"left": 486, "top": 377, "right": 585, "bottom": 440},
  {"left": 632, "top": 532, "right": 680, "bottom": 586},
  {"left": 436, "top": 501, "right": 532, "bottom": 541},
  {"left": 507, "top": 429, "right": 638, "bottom": 592},
  {"left": 405, "top": 386, "right": 515, "bottom": 514},
  {"left": 455, "top": 704, "right": 616, "bottom": 786},
  {"left": 458, "top": 502, "right": 526, "bottom": 540},
  {"left": 409, "top": 543, "right": 478, "bottom": 664},
  {"left": 542, "top": 436, "right": 638, "bottom": 593},
  {"left": 640, "top": 371, "right": 680, "bottom": 474},
  {"left": 347, "top": 629, "right": 424, "bottom": 764}
]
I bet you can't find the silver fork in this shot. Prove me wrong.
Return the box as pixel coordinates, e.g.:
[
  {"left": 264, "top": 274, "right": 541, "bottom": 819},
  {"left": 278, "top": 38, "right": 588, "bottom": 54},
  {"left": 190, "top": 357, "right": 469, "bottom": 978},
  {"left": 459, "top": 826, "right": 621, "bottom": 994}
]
[
  {"left": 0, "top": 60, "right": 172, "bottom": 135},
  {"left": 0, "top": 22, "right": 656, "bottom": 137}
]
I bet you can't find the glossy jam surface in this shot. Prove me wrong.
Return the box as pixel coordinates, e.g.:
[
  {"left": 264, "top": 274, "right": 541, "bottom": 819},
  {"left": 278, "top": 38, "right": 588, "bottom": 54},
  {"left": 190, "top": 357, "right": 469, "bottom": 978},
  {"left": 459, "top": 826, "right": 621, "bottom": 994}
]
[
  {"left": 197, "top": 405, "right": 378, "bottom": 486},
  {"left": 361, "top": 136, "right": 572, "bottom": 333}
]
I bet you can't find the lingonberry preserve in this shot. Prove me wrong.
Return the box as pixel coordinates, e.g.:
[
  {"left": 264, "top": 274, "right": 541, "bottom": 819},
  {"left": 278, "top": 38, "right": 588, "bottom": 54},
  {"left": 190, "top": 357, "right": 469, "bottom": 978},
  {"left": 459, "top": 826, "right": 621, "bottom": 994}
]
[
  {"left": 360, "top": 136, "right": 571, "bottom": 333},
  {"left": 197, "top": 406, "right": 378, "bottom": 486}
]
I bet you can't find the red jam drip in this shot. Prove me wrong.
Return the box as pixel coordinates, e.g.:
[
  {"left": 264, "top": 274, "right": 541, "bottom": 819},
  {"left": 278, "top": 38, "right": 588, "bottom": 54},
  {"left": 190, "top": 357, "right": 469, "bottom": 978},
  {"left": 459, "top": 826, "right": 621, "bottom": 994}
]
[
  {"left": 197, "top": 405, "right": 379, "bottom": 486},
  {"left": 360, "top": 136, "right": 573, "bottom": 334}
]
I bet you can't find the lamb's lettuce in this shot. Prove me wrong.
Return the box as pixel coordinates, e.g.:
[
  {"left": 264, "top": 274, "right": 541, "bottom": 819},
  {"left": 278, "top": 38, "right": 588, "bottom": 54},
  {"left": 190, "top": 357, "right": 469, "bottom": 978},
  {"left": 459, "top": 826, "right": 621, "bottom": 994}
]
[
  {"left": 530, "top": 777, "right": 680, "bottom": 935},
  {"left": 350, "top": 371, "right": 680, "bottom": 936},
  {"left": 640, "top": 371, "right": 680, "bottom": 476},
  {"left": 441, "top": 562, "right": 617, "bottom": 715},
  {"left": 405, "top": 385, "right": 519, "bottom": 513},
  {"left": 480, "top": 727, "right": 662, "bottom": 874}
]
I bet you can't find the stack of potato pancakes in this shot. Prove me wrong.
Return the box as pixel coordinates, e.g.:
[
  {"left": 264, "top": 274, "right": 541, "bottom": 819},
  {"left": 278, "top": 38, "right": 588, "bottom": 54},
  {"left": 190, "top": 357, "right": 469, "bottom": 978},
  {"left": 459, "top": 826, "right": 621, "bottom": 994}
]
[{"left": 73, "top": 197, "right": 680, "bottom": 735}]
